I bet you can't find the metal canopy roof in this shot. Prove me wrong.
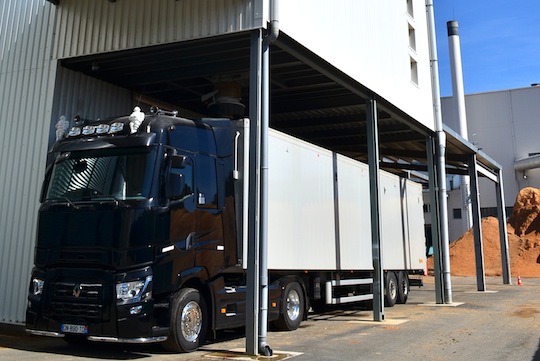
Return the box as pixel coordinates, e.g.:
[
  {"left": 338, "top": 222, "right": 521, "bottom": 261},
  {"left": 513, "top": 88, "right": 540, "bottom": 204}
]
[{"left": 61, "top": 31, "right": 496, "bottom": 178}]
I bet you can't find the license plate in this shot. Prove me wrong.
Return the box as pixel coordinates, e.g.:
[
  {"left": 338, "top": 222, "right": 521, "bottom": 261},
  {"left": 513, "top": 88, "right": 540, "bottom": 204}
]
[{"left": 61, "top": 324, "right": 88, "bottom": 334}]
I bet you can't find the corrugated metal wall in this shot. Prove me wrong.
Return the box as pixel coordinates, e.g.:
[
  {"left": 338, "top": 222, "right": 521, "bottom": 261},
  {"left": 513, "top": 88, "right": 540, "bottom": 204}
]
[
  {"left": 52, "top": 0, "right": 263, "bottom": 58},
  {"left": 1, "top": 0, "right": 264, "bottom": 325},
  {"left": 0, "top": 0, "right": 56, "bottom": 324},
  {"left": 49, "top": 67, "right": 134, "bottom": 148}
]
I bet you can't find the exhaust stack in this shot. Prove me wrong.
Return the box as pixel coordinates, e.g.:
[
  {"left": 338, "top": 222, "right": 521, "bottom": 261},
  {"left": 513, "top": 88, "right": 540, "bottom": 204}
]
[{"left": 206, "top": 81, "right": 246, "bottom": 119}]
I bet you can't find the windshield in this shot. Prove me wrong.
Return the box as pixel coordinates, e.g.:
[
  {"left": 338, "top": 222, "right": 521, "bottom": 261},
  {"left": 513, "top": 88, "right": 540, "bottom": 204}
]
[{"left": 46, "top": 148, "right": 157, "bottom": 202}]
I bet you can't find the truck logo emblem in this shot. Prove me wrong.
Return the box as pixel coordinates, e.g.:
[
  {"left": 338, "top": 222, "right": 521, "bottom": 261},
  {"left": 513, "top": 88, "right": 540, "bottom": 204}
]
[{"left": 73, "top": 284, "right": 82, "bottom": 298}]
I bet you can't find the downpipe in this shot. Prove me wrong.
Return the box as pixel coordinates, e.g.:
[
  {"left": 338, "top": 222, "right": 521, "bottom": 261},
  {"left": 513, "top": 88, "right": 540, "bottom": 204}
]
[{"left": 259, "top": 0, "right": 279, "bottom": 356}]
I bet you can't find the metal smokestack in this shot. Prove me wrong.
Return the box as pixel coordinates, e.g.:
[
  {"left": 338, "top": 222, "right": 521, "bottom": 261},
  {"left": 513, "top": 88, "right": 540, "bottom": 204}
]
[{"left": 447, "top": 20, "right": 473, "bottom": 233}]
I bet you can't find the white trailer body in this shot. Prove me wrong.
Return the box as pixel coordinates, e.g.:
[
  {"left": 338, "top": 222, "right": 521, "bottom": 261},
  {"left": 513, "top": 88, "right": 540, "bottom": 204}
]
[{"left": 265, "top": 129, "right": 426, "bottom": 273}]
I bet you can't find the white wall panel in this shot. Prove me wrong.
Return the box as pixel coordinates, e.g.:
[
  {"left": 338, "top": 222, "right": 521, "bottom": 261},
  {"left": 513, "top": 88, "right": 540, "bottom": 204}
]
[
  {"left": 0, "top": 0, "right": 56, "bottom": 324},
  {"left": 279, "top": 0, "right": 435, "bottom": 130},
  {"left": 53, "top": 0, "right": 263, "bottom": 59},
  {"left": 267, "top": 129, "right": 337, "bottom": 270},
  {"left": 405, "top": 179, "right": 426, "bottom": 270},
  {"left": 336, "top": 154, "right": 372, "bottom": 270}
]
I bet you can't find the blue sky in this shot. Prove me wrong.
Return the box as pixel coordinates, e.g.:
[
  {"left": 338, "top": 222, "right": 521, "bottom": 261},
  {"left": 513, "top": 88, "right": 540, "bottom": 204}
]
[{"left": 434, "top": 1, "right": 540, "bottom": 97}]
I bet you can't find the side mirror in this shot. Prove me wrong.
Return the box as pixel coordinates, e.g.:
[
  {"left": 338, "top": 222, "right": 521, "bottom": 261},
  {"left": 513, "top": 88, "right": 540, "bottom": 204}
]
[
  {"left": 167, "top": 172, "right": 185, "bottom": 200},
  {"left": 170, "top": 155, "right": 187, "bottom": 168},
  {"left": 166, "top": 154, "right": 192, "bottom": 200}
]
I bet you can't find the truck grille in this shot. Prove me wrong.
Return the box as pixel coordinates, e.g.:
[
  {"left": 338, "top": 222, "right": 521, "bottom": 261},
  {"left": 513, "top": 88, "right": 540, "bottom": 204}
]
[
  {"left": 50, "top": 282, "right": 105, "bottom": 321},
  {"left": 54, "top": 282, "right": 101, "bottom": 300},
  {"left": 51, "top": 302, "right": 102, "bottom": 319}
]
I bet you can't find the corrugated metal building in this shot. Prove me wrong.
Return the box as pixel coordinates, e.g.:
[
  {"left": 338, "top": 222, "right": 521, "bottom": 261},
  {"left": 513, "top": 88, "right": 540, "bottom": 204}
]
[
  {"left": 1, "top": 0, "right": 437, "bottom": 325},
  {"left": 1, "top": 0, "right": 56, "bottom": 324}
]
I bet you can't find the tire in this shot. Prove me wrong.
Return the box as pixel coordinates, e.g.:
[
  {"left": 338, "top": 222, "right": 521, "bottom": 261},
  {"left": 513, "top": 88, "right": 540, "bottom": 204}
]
[
  {"left": 384, "top": 272, "right": 398, "bottom": 307},
  {"left": 163, "top": 288, "right": 207, "bottom": 353},
  {"left": 397, "top": 271, "right": 409, "bottom": 304},
  {"left": 272, "top": 281, "right": 304, "bottom": 331}
]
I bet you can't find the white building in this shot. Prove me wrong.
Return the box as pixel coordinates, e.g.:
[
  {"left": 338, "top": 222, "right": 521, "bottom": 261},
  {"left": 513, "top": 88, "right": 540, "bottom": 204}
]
[{"left": 441, "top": 86, "right": 540, "bottom": 241}]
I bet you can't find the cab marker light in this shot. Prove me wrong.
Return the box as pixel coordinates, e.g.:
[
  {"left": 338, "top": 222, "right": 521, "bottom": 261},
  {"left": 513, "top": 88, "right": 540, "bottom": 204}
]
[
  {"left": 68, "top": 127, "right": 81, "bottom": 137},
  {"left": 82, "top": 125, "right": 96, "bottom": 135},
  {"left": 95, "top": 124, "right": 110, "bottom": 134},
  {"left": 161, "top": 245, "right": 174, "bottom": 253},
  {"left": 109, "top": 122, "right": 124, "bottom": 134}
]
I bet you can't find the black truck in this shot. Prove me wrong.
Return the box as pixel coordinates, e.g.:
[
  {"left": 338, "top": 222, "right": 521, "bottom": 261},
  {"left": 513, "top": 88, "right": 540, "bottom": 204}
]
[{"left": 26, "top": 107, "right": 425, "bottom": 352}]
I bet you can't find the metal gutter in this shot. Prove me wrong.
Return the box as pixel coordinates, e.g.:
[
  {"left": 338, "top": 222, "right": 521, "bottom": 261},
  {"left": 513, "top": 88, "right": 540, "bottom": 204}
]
[{"left": 258, "top": 0, "right": 279, "bottom": 356}]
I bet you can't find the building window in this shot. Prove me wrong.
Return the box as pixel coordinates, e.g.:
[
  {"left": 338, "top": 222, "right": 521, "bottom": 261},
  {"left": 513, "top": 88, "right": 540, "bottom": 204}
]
[
  {"left": 423, "top": 204, "right": 431, "bottom": 213},
  {"left": 453, "top": 208, "right": 462, "bottom": 219},
  {"left": 408, "top": 24, "right": 416, "bottom": 51},
  {"left": 410, "top": 57, "right": 418, "bottom": 85},
  {"left": 479, "top": 207, "right": 514, "bottom": 218},
  {"left": 407, "top": 0, "right": 414, "bottom": 18}
]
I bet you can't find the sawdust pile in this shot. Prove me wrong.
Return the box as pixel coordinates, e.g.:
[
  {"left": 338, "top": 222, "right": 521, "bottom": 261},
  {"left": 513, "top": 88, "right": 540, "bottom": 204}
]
[{"left": 428, "top": 187, "right": 540, "bottom": 277}]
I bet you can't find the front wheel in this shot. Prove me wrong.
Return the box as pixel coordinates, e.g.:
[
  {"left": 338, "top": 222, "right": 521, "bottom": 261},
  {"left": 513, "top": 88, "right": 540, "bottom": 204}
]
[
  {"left": 272, "top": 281, "right": 304, "bottom": 331},
  {"left": 163, "top": 288, "right": 207, "bottom": 353}
]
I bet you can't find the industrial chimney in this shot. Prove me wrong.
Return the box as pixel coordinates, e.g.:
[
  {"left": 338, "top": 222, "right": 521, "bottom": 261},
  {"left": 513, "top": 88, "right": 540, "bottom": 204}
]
[{"left": 447, "top": 20, "right": 473, "bottom": 233}]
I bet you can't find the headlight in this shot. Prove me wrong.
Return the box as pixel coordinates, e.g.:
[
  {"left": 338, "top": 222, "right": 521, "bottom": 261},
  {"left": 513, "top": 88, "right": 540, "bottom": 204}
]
[
  {"left": 31, "top": 278, "right": 44, "bottom": 296},
  {"left": 116, "top": 275, "right": 152, "bottom": 305}
]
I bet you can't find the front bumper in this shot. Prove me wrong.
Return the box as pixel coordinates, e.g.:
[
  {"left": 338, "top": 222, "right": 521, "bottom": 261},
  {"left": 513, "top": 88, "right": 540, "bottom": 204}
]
[
  {"left": 26, "top": 329, "right": 167, "bottom": 344},
  {"left": 26, "top": 268, "right": 168, "bottom": 342}
]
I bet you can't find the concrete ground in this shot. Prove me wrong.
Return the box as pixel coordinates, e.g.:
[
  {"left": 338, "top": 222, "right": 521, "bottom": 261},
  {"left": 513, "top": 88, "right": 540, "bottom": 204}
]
[{"left": 1, "top": 276, "right": 539, "bottom": 361}]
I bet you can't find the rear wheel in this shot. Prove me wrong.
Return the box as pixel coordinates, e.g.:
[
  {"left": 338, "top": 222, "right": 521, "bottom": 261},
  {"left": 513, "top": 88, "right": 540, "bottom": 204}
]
[
  {"left": 384, "top": 272, "right": 398, "bottom": 307},
  {"left": 397, "top": 271, "right": 409, "bottom": 304},
  {"left": 163, "top": 288, "right": 207, "bottom": 353},
  {"left": 272, "top": 281, "right": 304, "bottom": 331}
]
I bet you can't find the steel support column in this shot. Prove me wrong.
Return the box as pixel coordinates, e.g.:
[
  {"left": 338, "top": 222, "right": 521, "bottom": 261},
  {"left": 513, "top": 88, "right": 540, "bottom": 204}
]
[
  {"left": 496, "top": 169, "right": 511, "bottom": 284},
  {"left": 367, "top": 96, "right": 384, "bottom": 321},
  {"left": 426, "top": 136, "right": 444, "bottom": 303},
  {"left": 468, "top": 154, "right": 486, "bottom": 291},
  {"left": 257, "top": 24, "right": 272, "bottom": 356},
  {"left": 246, "top": 28, "right": 263, "bottom": 356}
]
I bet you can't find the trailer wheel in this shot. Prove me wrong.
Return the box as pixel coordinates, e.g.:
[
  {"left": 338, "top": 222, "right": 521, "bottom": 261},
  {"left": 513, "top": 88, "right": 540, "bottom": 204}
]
[
  {"left": 384, "top": 272, "right": 398, "bottom": 307},
  {"left": 273, "top": 282, "right": 304, "bottom": 331},
  {"left": 397, "top": 272, "right": 409, "bottom": 304},
  {"left": 163, "top": 288, "right": 207, "bottom": 353}
]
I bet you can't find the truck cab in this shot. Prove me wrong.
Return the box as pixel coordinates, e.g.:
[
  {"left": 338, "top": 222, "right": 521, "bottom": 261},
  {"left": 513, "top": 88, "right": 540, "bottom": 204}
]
[{"left": 26, "top": 109, "right": 278, "bottom": 352}]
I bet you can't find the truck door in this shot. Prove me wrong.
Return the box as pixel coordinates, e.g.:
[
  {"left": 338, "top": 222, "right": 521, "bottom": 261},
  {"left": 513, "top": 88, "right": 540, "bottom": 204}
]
[
  {"left": 169, "top": 156, "right": 197, "bottom": 252},
  {"left": 154, "top": 155, "right": 196, "bottom": 293},
  {"left": 194, "top": 154, "right": 225, "bottom": 277}
]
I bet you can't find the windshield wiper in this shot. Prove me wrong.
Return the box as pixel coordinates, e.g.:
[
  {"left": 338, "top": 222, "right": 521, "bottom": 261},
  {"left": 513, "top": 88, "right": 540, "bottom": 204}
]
[
  {"left": 48, "top": 197, "right": 80, "bottom": 209},
  {"left": 92, "top": 195, "right": 129, "bottom": 208}
]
